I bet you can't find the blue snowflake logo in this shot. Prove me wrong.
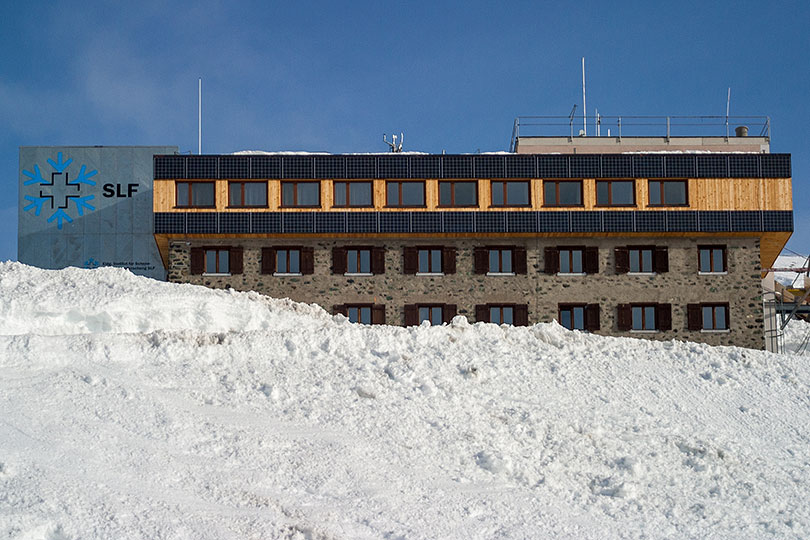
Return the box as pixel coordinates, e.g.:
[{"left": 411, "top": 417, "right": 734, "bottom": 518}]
[{"left": 22, "top": 151, "right": 97, "bottom": 230}]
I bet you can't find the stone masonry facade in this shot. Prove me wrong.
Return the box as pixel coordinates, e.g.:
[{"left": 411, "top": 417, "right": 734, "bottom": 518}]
[{"left": 168, "top": 236, "right": 764, "bottom": 349}]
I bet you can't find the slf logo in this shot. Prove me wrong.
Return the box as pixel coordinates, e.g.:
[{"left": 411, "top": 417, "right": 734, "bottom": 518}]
[{"left": 22, "top": 152, "right": 97, "bottom": 230}]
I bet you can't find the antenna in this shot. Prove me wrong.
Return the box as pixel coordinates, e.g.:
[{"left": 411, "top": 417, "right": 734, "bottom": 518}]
[
  {"left": 198, "top": 78, "right": 202, "bottom": 155},
  {"left": 725, "top": 87, "right": 731, "bottom": 138},
  {"left": 581, "top": 57, "right": 587, "bottom": 136},
  {"left": 383, "top": 133, "right": 404, "bottom": 152},
  {"left": 568, "top": 104, "right": 577, "bottom": 138}
]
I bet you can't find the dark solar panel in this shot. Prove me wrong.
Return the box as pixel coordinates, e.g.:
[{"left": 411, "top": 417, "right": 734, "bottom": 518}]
[
  {"left": 443, "top": 211, "right": 475, "bottom": 233},
  {"left": 154, "top": 212, "right": 185, "bottom": 233},
  {"left": 282, "top": 156, "right": 314, "bottom": 179},
  {"left": 762, "top": 210, "right": 793, "bottom": 232},
  {"left": 632, "top": 155, "right": 664, "bottom": 178},
  {"left": 412, "top": 212, "right": 442, "bottom": 233},
  {"left": 761, "top": 154, "right": 791, "bottom": 178},
  {"left": 729, "top": 155, "right": 760, "bottom": 178},
  {"left": 219, "top": 156, "right": 250, "bottom": 179},
  {"left": 730, "top": 211, "right": 762, "bottom": 232},
  {"left": 664, "top": 155, "right": 696, "bottom": 178},
  {"left": 505, "top": 155, "right": 536, "bottom": 178},
  {"left": 666, "top": 211, "right": 698, "bottom": 232},
  {"left": 347, "top": 213, "right": 378, "bottom": 233},
  {"left": 600, "top": 155, "right": 632, "bottom": 178},
  {"left": 379, "top": 212, "right": 410, "bottom": 233},
  {"left": 475, "top": 212, "right": 506, "bottom": 233},
  {"left": 473, "top": 156, "right": 504, "bottom": 178},
  {"left": 635, "top": 211, "right": 667, "bottom": 232},
  {"left": 346, "top": 156, "right": 376, "bottom": 178},
  {"left": 250, "top": 156, "right": 281, "bottom": 179},
  {"left": 219, "top": 213, "right": 249, "bottom": 233},
  {"left": 154, "top": 156, "right": 185, "bottom": 179},
  {"left": 698, "top": 211, "right": 730, "bottom": 232},
  {"left": 409, "top": 156, "right": 440, "bottom": 178},
  {"left": 251, "top": 213, "right": 282, "bottom": 233},
  {"left": 314, "top": 156, "right": 345, "bottom": 179},
  {"left": 537, "top": 211, "right": 569, "bottom": 232},
  {"left": 537, "top": 155, "right": 569, "bottom": 178},
  {"left": 696, "top": 155, "right": 729, "bottom": 178},
  {"left": 187, "top": 213, "right": 217, "bottom": 234},
  {"left": 377, "top": 156, "right": 408, "bottom": 178},
  {"left": 187, "top": 156, "right": 218, "bottom": 179},
  {"left": 506, "top": 212, "right": 536, "bottom": 232},
  {"left": 282, "top": 213, "right": 314, "bottom": 233},
  {"left": 603, "top": 211, "right": 634, "bottom": 232},
  {"left": 441, "top": 156, "right": 473, "bottom": 178},
  {"left": 570, "top": 155, "right": 600, "bottom": 178},
  {"left": 314, "top": 212, "right": 345, "bottom": 233},
  {"left": 571, "top": 211, "right": 601, "bottom": 232}
]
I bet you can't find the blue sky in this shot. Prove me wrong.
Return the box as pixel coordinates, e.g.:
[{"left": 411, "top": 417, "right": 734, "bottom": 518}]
[{"left": 2, "top": 0, "right": 808, "bottom": 262}]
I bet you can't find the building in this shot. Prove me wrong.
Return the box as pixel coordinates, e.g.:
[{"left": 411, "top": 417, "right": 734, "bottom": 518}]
[{"left": 149, "top": 117, "right": 793, "bottom": 350}]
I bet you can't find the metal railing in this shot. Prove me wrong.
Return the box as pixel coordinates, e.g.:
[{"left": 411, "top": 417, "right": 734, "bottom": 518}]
[{"left": 510, "top": 115, "right": 771, "bottom": 152}]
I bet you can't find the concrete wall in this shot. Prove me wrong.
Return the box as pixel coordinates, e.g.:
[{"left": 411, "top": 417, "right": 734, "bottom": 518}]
[{"left": 168, "top": 236, "right": 764, "bottom": 349}]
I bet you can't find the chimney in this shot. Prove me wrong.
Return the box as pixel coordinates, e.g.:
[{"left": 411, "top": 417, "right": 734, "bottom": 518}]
[{"left": 735, "top": 125, "right": 749, "bottom": 137}]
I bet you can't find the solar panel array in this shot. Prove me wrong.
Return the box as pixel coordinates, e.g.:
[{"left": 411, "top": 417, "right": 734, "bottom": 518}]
[
  {"left": 154, "top": 210, "right": 792, "bottom": 235},
  {"left": 154, "top": 153, "right": 792, "bottom": 180}
]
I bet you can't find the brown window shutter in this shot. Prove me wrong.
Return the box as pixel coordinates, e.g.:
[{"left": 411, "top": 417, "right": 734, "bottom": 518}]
[
  {"left": 300, "top": 247, "right": 315, "bottom": 275},
  {"left": 584, "top": 247, "right": 599, "bottom": 274},
  {"left": 513, "top": 246, "right": 527, "bottom": 274},
  {"left": 614, "top": 247, "right": 629, "bottom": 274},
  {"left": 544, "top": 247, "right": 560, "bottom": 274},
  {"left": 404, "top": 304, "right": 419, "bottom": 326},
  {"left": 190, "top": 247, "right": 204, "bottom": 275},
  {"left": 403, "top": 247, "right": 418, "bottom": 275},
  {"left": 475, "top": 304, "right": 489, "bottom": 322},
  {"left": 473, "top": 247, "right": 488, "bottom": 274},
  {"left": 443, "top": 304, "right": 457, "bottom": 323},
  {"left": 442, "top": 246, "right": 457, "bottom": 274},
  {"left": 617, "top": 304, "right": 632, "bottom": 331},
  {"left": 371, "top": 247, "right": 386, "bottom": 275},
  {"left": 261, "top": 247, "right": 276, "bottom": 274},
  {"left": 687, "top": 304, "right": 702, "bottom": 330},
  {"left": 331, "top": 247, "right": 347, "bottom": 274},
  {"left": 333, "top": 304, "right": 347, "bottom": 316},
  {"left": 657, "top": 303, "right": 672, "bottom": 330},
  {"left": 585, "top": 304, "right": 601, "bottom": 331},
  {"left": 514, "top": 304, "right": 529, "bottom": 326},
  {"left": 229, "top": 246, "right": 244, "bottom": 275},
  {"left": 372, "top": 304, "right": 386, "bottom": 325},
  {"left": 653, "top": 246, "right": 669, "bottom": 273}
]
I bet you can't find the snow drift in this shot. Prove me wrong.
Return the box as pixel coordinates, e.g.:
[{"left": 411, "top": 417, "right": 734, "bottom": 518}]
[{"left": 1, "top": 262, "right": 809, "bottom": 539}]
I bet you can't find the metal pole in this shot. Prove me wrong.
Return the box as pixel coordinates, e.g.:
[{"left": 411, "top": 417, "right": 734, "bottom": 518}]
[
  {"left": 198, "top": 78, "right": 202, "bottom": 155},
  {"left": 581, "top": 57, "right": 587, "bottom": 136}
]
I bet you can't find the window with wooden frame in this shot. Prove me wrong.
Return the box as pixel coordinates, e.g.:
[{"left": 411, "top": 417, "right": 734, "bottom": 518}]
[
  {"left": 333, "top": 304, "right": 386, "bottom": 325},
  {"left": 404, "top": 303, "right": 457, "bottom": 326},
  {"left": 260, "top": 247, "right": 314, "bottom": 275},
  {"left": 698, "top": 245, "right": 727, "bottom": 273},
  {"left": 331, "top": 246, "right": 385, "bottom": 275},
  {"left": 688, "top": 303, "right": 729, "bottom": 331},
  {"left": 228, "top": 181, "right": 267, "bottom": 207},
  {"left": 544, "top": 246, "right": 598, "bottom": 275},
  {"left": 190, "top": 246, "right": 243, "bottom": 275},
  {"left": 473, "top": 246, "right": 527, "bottom": 275},
  {"left": 176, "top": 181, "right": 215, "bottom": 208},
  {"left": 488, "top": 248, "right": 513, "bottom": 274},
  {"left": 474, "top": 303, "right": 529, "bottom": 326},
  {"left": 281, "top": 181, "right": 320, "bottom": 207},
  {"left": 617, "top": 303, "right": 672, "bottom": 332},
  {"left": 543, "top": 180, "right": 583, "bottom": 207},
  {"left": 402, "top": 246, "right": 456, "bottom": 275},
  {"left": 439, "top": 181, "right": 478, "bottom": 207},
  {"left": 615, "top": 246, "right": 668, "bottom": 274},
  {"left": 333, "top": 181, "right": 372, "bottom": 207},
  {"left": 558, "top": 304, "right": 600, "bottom": 331},
  {"left": 491, "top": 180, "right": 530, "bottom": 207},
  {"left": 596, "top": 180, "right": 635, "bottom": 206},
  {"left": 648, "top": 180, "right": 688, "bottom": 206},
  {"left": 386, "top": 181, "right": 425, "bottom": 207}
]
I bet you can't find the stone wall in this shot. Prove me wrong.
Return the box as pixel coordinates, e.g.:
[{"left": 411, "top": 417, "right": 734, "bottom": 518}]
[{"left": 168, "top": 236, "right": 764, "bottom": 349}]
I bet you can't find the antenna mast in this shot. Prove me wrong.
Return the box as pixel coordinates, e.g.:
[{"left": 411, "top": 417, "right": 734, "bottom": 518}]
[
  {"left": 725, "top": 87, "right": 731, "bottom": 138},
  {"left": 581, "top": 57, "right": 587, "bottom": 136},
  {"left": 198, "top": 78, "right": 202, "bottom": 155}
]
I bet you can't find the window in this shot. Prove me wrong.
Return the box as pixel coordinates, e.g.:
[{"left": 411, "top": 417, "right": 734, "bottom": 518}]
[
  {"left": 649, "top": 180, "right": 687, "bottom": 206},
  {"left": 439, "top": 181, "right": 477, "bottom": 206},
  {"left": 615, "top": 246, "right": 668, "bottom": 274},
  {"left": 475, "top": 304, "right": 529, "bottom": 326},
  {"left": 190, "top": 246, "right": 243, "bottom": 275},
  {"left": 333, "top": 304, "right": 385, "bottom": 325},
  {"left": 543, "top": 180, "right": 582, "bottom": 206},
  {"left": 276, "top": 249, "right": 300, "bottom": 274},
  {"left": 403, "top": 246, "right": 456, "bottom": 275},
  {"left": 596, "top": 180, "right": 635, "bottom": 206},
  {"left": 544, "top": 246, "right": 599, "bottom": 275},
  {"left": 404, "top": 303, "right": 457, "bottom": 326},
  {"left": 488, "top": 248, "right": 513, "bottom": 274},
  {"left": 491, "top": 181, "right": 530, "bottom": 206},
  {"left": 176, "top": 182, "right": 215, "bottom": 207},
  {"left": 688, "top": 303, "right": 729, "bottom": 331},
  {"left": 558, "top": 304, "right": 600, "bottom": 331},
  {"left": 699, "top": 246, "right": 727, "bottom": 273},
  {"left": 347, "top": 249, "right": 371, "bottom": 274},
  {"left": 281, "top": 181, "right": 320, "bottom": 207},
  {"left": 228, "top": 182, "right": 267, "bottom": 207},
  {"left": 617, "top": 303, "right": 672, "bottom": 332},
  {"left": 387, "top": 181, "right": 425, "bottom": 207},
  {"left": 334, "top": 181, "right": 372, "bottom": 207},
  {"left": 332, "top": 247, "right": 385, "bottom": 275}
]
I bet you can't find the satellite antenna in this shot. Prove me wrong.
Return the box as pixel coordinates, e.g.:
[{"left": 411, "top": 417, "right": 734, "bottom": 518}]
[{"left": 383, "top": 133, "right": 404, "bottom": 152}]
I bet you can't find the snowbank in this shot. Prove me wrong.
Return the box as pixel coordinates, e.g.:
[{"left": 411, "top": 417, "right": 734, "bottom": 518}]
[{"left": 1, "top": 262, "right": 809, "bottom": 539}]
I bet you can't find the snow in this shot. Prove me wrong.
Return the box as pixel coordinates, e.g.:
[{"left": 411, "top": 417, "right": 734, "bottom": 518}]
[
  {"left": 1, "top": 262, "right": 809, "bottom": 539},
  {"left": 773, "top": 254, "right": 809, "bottom": 287}
]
